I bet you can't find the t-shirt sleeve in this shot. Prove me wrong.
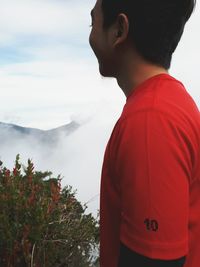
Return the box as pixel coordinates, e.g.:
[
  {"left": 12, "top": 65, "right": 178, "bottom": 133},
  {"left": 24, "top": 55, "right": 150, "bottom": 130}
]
[{"left": 112, "top": 110, "right": 190, "bottom": 260}]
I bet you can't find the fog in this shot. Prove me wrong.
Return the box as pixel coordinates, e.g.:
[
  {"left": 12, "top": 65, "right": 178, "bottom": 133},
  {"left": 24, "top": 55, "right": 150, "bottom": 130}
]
[{"left": 0, "top": 97, "right": 124, "bottom": 219}]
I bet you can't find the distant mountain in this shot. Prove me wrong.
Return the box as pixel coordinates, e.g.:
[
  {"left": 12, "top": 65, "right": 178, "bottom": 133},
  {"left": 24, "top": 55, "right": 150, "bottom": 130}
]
[{"left": 0, "top": 121, "right": 80, "bottom": 144}]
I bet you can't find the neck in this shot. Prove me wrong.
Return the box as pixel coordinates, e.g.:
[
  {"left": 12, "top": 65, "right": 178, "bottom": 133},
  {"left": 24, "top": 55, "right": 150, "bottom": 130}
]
[{"left": 115, "top": 51, "right": 169, "bottom": 98}]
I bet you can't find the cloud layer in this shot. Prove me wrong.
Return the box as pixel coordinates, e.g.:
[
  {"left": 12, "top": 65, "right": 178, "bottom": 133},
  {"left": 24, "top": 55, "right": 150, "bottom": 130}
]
[{"left": 0, "top": 0, "right": 199, "bottom": 217}]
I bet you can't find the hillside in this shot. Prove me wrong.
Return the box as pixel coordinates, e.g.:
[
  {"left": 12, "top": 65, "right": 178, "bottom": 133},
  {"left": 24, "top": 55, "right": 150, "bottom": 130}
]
[{"left": 0, "top": 121, "right": 80, "bottom": 144}]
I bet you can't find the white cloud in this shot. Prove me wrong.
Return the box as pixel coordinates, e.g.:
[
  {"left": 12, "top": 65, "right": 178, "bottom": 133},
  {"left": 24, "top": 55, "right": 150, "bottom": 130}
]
[
  {"left": 170, "top": 1, "right": 200, "bottom": 107},
  {"left": 0, "top": 57, "right": 125, "bottom": 129},
  {"left": 0, "top": 0, "right": 92, "bottom": 46}
]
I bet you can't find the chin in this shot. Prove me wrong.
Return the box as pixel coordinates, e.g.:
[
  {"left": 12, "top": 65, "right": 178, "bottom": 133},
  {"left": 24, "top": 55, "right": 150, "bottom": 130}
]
[{"left": 99, "top": 64, "right": 115, "bottom": 78}]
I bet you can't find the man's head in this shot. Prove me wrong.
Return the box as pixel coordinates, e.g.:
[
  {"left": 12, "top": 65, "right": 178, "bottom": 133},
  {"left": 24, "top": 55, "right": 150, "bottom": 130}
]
[{"left": 89, "top": 0, "right": 196, "bottom": 77}]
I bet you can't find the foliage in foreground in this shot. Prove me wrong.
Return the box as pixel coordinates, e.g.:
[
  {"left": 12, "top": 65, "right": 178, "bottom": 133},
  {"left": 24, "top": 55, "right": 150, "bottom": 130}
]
[{"left": 0, "top": 155, "right": 100, "bottom": 267}]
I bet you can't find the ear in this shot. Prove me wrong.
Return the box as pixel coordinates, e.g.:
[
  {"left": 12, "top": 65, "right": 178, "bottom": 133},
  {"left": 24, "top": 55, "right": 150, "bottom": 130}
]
[{"left": 113, "top": 13, "right": 129, "bottom": 46}]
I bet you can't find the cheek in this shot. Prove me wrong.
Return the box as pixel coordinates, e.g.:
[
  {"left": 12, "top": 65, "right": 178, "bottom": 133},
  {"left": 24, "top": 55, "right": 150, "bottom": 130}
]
[
  {"left": 89, "top": 30, "right": 100, "bottom": 59},
  {"left": 89, "top": 29, "right": 98, "bottom": 53}
]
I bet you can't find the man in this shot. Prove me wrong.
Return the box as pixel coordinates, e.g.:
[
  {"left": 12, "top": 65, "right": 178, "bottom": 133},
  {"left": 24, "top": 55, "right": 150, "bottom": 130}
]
[{"left": 89, "top": 0, "right": 200, "bottom": 266}]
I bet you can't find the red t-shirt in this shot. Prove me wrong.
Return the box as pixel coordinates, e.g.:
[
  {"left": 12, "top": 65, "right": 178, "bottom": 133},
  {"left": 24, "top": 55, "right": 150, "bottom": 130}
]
[{"left": 100, "top": 73, "right": 200, "bottom": 267}]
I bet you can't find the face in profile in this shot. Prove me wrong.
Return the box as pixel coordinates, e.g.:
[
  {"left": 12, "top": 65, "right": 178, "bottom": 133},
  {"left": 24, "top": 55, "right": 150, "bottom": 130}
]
[{"left": 89, "top": 0, "right": 117, "bottom": 77}]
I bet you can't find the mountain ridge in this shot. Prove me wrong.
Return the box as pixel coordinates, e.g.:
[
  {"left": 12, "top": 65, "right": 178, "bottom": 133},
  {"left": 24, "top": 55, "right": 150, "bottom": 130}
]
[{"left": 0, "top": 121, "right": 80, "bottom": 144}]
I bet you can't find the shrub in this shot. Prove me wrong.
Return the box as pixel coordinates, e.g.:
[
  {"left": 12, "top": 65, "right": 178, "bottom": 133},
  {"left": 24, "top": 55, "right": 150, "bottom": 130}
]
[{"left": 0, "top": 155, "right": 99, "bottom": 267}]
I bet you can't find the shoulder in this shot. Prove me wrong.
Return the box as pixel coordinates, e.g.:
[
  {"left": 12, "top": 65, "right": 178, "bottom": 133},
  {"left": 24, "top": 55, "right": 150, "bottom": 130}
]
[{"left": 123, "top": 75, "right": 199, "bottom": 123}]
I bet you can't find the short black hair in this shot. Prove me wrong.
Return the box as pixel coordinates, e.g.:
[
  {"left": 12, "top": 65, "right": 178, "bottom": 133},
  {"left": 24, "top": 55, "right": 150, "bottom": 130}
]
[{"left": 101, "top": 0, "right": 196, "bottom": 69}]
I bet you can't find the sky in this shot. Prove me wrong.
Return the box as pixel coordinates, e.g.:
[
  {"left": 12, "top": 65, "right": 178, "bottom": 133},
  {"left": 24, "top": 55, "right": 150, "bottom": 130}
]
[{"left": 0, "top": 0, "right": 200, "bottom": 217}]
